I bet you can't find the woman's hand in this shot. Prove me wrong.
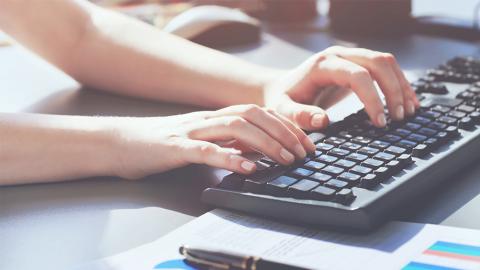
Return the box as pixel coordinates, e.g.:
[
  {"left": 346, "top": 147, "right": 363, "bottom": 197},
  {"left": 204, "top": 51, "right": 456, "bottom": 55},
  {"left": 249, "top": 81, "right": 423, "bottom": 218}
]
[
  {"left": 264, "top": 46, "right": 420, "bottom": 130},
  {"left": 110, "top": 104, "right": 315, "bottom": 180}
]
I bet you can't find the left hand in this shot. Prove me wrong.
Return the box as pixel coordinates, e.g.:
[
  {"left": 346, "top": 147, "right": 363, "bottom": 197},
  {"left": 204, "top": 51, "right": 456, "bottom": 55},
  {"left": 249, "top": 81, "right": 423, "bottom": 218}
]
[{"left": 264, "top": 46, "right": 420, "bottom": 130}]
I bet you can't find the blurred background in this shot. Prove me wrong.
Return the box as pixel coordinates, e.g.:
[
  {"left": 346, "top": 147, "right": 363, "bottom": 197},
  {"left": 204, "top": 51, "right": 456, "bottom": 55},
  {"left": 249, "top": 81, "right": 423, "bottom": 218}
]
[{"left": 84, "top": 0, "right": 480, "bottom": 50}]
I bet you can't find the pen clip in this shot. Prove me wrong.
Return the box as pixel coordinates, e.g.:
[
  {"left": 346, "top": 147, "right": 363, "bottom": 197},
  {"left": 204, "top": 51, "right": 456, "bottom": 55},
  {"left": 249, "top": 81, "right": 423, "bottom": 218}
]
[
  {"left": 180, "top": 245, "right": 254, "bottom": 270},
  {"left": 183, "top": 251, "right": 230, "bottom": 270}
]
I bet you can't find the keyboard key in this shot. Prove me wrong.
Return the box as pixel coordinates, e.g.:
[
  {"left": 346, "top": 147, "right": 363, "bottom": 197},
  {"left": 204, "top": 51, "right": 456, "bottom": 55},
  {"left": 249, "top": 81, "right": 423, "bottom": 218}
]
[
  {"left": 338, "top": 131, "right": 354, "bottom": 139},
  {"left": 412, "top": 144, "right": 429, "bottom": 157},
  {"left": 470, "top": 111, "right": 480, "bottom": 123},
  {"left": 459, "top": 117, "right": 474, "bottom": 130},
  {"left": 392, "top": 128, "right": 411, "bottom": 137},
  {"left": 404, "top": 122, "right": 422, "bottom": 131},
  {"left": 308, "top": 132, "right": 326, "bottom": 143},
  {"left": 310, "top": 186, "right": 336, "bottom": 201},
  {"left": 351, "top": 136, "right": 372, "bottom": 145},
  {"left": 316, "top": 154, "right": 338, "bottom": 163},
  {"left": 350, "top": 165, "right": 372, "bottom": 176},
  {"left": 329, "top": 148, "right": 350, "bottom": 157},
  {"left": 266, "top": 176, "right": 297, "bottom": 195},
  {"left": 324, "top": 137, "right": 346, "bottom": 145},
  {"left": 316, "top": 142, "right": 334, "bottom": 151},
  {"left": 365, "top": 129, "right": 385, "bottom": 138},
  {"left": 259, "top": 157, "right": 276, "bottom": 165},
  {"left": 321, "top": 165, "right": 344, "bottom": 175},
  {"left": 457, "top": 91, "right": 475, "bottom": 100},
  {"left": 290, "top": 168, "right": 314, "bottom": 178},
  {"left": 427, "top": 121, "right": 447, "bottom": 130},
  {"left": 360, "top": 174, "right": 379, "bottom": 189},
  {"left": 242, "top": 166, "right": 288, "bottom": 192},
  {"left": 304, "top": 160, "right": 326, "bottom": 170},
  {"left": 431, "top": 104, "right": 451, "bottom": 113},
  {"left": 369, "top": 140, "right": 390, "bottom": 149},
  {"left": 309, "top": 172, "right": 332, "bottom": 182},
  {"left": 324, "top": 179, "right": 348, "bottom": 190},
  {"left": 335, "top": 188, "right": 356, "bottom": 205},
  {"left": 419, "top": 110, "right": 441, "bottom": 119},
  {"left": 407, "top": 133, "right": 427, "bottom": 143},
  {"left": 340, "top": 142, "right": 362, "bottom": 151},
  {"left": 438, "top": 115, "right": 457, "bottom": 125},
  {"left": 447, "top": 110, "right": 467, "bottom": 119},
  {"left": 362, "top": 158, "right": 384, "bottom": 168},
  {"left": 334, "top": 159, "right": 356, "bottom": 169},
  {"left": 346, "top": 153, "right": 368, "bottom": 162},
  {"left": 396, "top": 139, "right": 417, "bottom": 149},
  {"left": 219, "top": 173, "right": 245, "bottom": 190},
  {"left": 374, "top": 166, "right": 390, "bottom": 180},
  {"left": 457, "top": 104, "right": 475, "bottom": 113},
  {"left": 338, "top": 172, "right": 361, "bottom": 184},
  {"left": 412, "top": 116, "right": 431, "bottom": 125},
  {"left": 445, "top": 126, "right": 459, "bottom": 137},
  {"left": 397, "top": 154, "right": 413, "bottom": 165},
  {"left": 385, "top": 160, "right": 402, "bottom": 174},
  {"left": 385, "top": 145, "right": 407, "bottom": 155},
  {"left": 435, "top": 131, "right": 449, "bottom": 142},
  {"left": 358, "top": 146, "right": 380, "bottom": 156},
  {"left": 373, "top": 152, "right": 396, "bottom": 162},
  {"left": 380, "top": 134, "right": 402, "bottom": 143},
  {"left": 418, "top": 127, "right": 437, "bottom": 137},
  {"left": 288, "top": 179, "right": 319, "bottom": 198}
]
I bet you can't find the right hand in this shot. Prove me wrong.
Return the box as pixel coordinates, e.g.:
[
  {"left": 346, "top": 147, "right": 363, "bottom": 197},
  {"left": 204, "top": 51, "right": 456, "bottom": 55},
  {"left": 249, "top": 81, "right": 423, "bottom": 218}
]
[{"left": 109, "top": 104, "right": 315, "bottom": 180}]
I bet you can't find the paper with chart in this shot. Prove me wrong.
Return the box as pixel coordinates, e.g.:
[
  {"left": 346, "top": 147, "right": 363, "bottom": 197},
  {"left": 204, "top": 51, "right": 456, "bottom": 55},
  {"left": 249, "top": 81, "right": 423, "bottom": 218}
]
[{"left": 82, "top": 209, "right": 480, "bottom": 270}]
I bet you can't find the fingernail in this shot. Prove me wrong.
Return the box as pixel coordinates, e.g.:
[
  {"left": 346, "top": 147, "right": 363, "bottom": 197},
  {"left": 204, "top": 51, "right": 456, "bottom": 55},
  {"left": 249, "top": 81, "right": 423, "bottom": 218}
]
[
  {"left": 280, "top": 148, "right": 295, "bottom": 163},
  {"left": 303, "top": 137, "right": 316, "bottom": 152},
  {"left": 294, "top": 144, "right": 307, "bottom": 158},
  {"left": 241, "top": 160, "right": 255, "bottom": 172},
  {"left": 377, "top": 113, "right": 387, "bottom": 127},
  {"left": 396, "top": 105, "right": 405, "bottom": 120},
  {"left": 311, "top": 114, "right": 325, "bottom": 128},
  {"left": 406, "top": 100, "right": 415, "bottom": 115}
]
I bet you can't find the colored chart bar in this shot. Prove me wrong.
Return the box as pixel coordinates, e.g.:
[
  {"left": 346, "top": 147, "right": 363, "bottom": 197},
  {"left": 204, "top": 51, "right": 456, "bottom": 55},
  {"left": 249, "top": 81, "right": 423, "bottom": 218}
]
[
  {"left": 403, "top": 262, "right": 461, "bottom": 270},
  {"left": 424, "top": 241, "right": 480, "bottom": 262}
]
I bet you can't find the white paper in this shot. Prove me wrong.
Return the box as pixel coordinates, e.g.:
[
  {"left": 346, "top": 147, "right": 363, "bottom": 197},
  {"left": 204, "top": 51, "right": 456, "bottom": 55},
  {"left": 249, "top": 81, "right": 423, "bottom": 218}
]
[{"left": 80, "top": 209, "right": 480, "bottom": 270}]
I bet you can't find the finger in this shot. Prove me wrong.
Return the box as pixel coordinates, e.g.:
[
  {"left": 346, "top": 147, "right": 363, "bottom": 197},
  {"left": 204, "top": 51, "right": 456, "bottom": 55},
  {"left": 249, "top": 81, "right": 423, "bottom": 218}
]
[
  {"left": 314, "top": 55, "right": 387, "bottom": 127},
  {"left": 208, "top": 104, "right": 307, "bottom": 159},
  {"left": 390, "top": 60, "right": 420, "bottom": 113},
  {"left": 328, "top": 46, "right": 420, "bottom": 111},
  {"left": 328, "top": 48, "right": 406, "bottom": 120},
  {"left": 187, "top": 116, "right": 297, "bottom": 165},
  {"left": 267, "top": 108, "right": 316, "bottom": 153},
  {"left": 331, "top": 47, "right": 420, "bottom": 119},
  {"left": 275, "top": 97, "right": 329, "bottom": 131},
  {"left": 217, "top": 139, "right": 255, "bottom": 153},
  {"left": 182, "top": 139, "right": 257, "bottom": 174}
]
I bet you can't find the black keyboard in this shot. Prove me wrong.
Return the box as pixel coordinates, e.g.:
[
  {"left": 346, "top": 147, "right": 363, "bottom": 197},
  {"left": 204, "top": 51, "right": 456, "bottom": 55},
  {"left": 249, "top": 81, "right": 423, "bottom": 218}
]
[{"left": 202, "top": 56, "right": 480, "bottom": 230}]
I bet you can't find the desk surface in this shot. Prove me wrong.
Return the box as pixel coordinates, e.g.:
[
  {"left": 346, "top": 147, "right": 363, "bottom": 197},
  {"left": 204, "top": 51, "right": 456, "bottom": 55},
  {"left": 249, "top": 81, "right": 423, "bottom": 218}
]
[{"left": 1, "top": 20, "right": 480, "bottom": 270}]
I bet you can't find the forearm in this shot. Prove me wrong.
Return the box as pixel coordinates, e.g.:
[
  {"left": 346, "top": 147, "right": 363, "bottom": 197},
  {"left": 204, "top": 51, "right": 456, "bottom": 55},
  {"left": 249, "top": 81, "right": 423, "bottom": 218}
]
[
  {"left": 0, "top": 113, "right": 115, "bottom": 185},
  {"left": 0, "top": 0, "right": 282, "bottom": 108},
  {"left": 76, "top": 8, "right": 282, "bottom": 107}
]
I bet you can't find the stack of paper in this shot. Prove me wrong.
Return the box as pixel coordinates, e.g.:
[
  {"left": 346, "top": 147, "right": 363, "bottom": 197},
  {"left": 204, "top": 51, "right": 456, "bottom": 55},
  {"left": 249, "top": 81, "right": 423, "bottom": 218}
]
[{"left": 82, "top": 209, "right": 480, "bottom": 270}]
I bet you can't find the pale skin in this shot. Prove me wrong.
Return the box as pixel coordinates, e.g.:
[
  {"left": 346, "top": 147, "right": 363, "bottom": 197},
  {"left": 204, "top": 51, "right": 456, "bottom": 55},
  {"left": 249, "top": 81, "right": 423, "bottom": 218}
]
[{"left": 0, "top": 0, "right": 419, "bottom": 185}]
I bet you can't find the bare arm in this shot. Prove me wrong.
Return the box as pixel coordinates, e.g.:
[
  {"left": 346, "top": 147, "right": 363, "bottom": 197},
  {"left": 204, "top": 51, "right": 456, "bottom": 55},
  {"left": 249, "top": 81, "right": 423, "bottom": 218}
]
[
  {"left": 0, "top": 0, "right": 277, "bottom": 108},
  {"left": 0, "top": 113, "right": 115, "bottom": 185}
]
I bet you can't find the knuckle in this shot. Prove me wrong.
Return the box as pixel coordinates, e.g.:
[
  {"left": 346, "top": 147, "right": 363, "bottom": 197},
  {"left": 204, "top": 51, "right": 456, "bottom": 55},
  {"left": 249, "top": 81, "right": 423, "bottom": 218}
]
[
  {"left": 350, "top": 68, "right": 371, "bottom": 82},
  {"left": 198, "top": 144, "right": 216, "bottom": 157},
  {"left": 226, "top": 116, "right": 247, "bottom": 129},
  {"left": 242, "top": 104, "right": 262, "bottom": 117},
  {"left": 375, "top": 52, "right": 395, "bottom": 64}
]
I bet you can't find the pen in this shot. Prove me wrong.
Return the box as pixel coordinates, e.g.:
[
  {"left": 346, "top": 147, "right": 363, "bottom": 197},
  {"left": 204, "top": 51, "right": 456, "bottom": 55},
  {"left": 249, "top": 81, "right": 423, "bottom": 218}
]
[{"left": 179, "top": 245, "right": 311, "bottom": 270}]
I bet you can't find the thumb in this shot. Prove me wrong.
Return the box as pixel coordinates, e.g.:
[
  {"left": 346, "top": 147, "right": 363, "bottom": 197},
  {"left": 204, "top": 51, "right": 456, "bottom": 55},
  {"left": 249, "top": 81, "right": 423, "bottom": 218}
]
[{"left": 279, "top": 100, "right": 330, "bottom": 131}]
